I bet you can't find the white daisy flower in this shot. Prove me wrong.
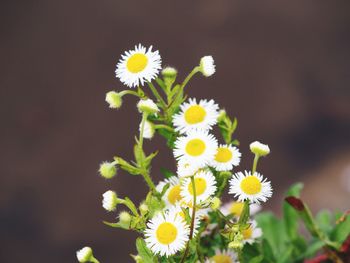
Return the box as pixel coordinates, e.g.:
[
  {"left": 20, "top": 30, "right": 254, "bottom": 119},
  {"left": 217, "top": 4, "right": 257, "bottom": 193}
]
[
  {"left": 115, "top": 44, "right": 162, "bottom": 88},
  {"left": 137, "top": 98, "right": 159, "bottom": 114},
  {"left": 199, "top": 56, "right": 216, "bottom": 77},
  {"left": 229, "top": 171, "right": 272, "bottom": 204},
  {"left": 220, "top": 201, "right": 261, "bottom": 217},
  {"left": 249, "top": 141, "right": 270, "bottom": 156},
  {"left": 181, "top": 170, "right": 217, "bottom": 204},
  {"left": 139, "top": 120, "right": 155, "bottom": 139},
  {"left": 173, "top": 98, "right": 219, "bottom": 134},
  {"left": 176, "top": 159, "right": 201, "bottom": 178},
  {"left": 76, "top": 247, "right": 93, "bottom": 263},
  {"left": 144, "top": 210, "right": 190, "bottom": 257},
  {"left": 174, "top": 130, "right": 218, "bottom": 169},
  {"left": 156, "top": 177, "right": 183, "bottom": 207},
  {"left": 102, "top": 190, "right": 118, "bottom": 212},
  {"left": 211, "top": 144, "right": 241, "bottom": 171},
  {"left": 205, "top": 249, "right": 237, "bottom": 263},
  {"left": 242, "top": 220, "right": 262, "bottom": 244}
]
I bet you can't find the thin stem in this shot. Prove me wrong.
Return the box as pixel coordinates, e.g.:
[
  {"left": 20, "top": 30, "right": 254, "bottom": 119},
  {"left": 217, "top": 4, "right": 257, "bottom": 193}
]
[
  {"left": 216, "top": 172, "right": 231, "bottom": 197},
  {"left": 139, "top": 112, "right": 148, "bottom": 152},
  {"left": 91, "top": 256, "right": 100, "bottom": 263},
  {"left": 154, "top": 124, "right": 174, "bottom": 132},
  {"left": 141, "top": 170, "right": 157, "bottom": 193},
  {"left": 147, "top": 82, "right": 166, "bottom": 108},
  {"left": 181, "top": 66, "right": 200, "bottom": 90},
  {"left": 251, "top": 154, "right": 260, "bottom": 174},
  {"left": 169, "top": 66, "right": 200, "bottom": 109},
  {"left": 119, "top": 90, "right": 140, "bottom": 97},
  {"left": 180, "top": 176, "right": 197, "bottom": 263}
]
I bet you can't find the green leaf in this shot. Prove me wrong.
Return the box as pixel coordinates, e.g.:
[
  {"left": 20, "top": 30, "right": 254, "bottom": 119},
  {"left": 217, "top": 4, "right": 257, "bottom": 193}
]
[
  {"left": 160, "top": 167, "right": 175, "bottom": 179},
  {"left": 136, "top": 238, "right": 157, "bottom": 263},
  {"left": 261, "top": 239, "right": 275, "bottom": 262},
  {"left": 255, "top": 212, "right": 287, "bottom": 258},
  {"left": 296, "top": 239, "right": 324, "bottom": 260},
  {"left": 241, "top": 243, "right": 260, "bottom": 262},
  {"left": 238, "top": 200, "right": 250, "bottom": 225},
  {"left": 283, "top": 183, "right": 303, "bottom": 241},
  {"left": 144, "top": 151, "right": 158, "bottom": 169},
  {"left": 331, "top": 213, "right": 350, "bottom": 244},
  {"left": 315, "top": 210, "right": 333, "bottom": 234}
]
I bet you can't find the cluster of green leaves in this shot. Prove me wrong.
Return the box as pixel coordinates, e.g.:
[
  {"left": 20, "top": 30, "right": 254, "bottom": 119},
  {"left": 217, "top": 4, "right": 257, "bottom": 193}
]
[{"left": 241, "top": 183, "right": 350, "bottom": 263}]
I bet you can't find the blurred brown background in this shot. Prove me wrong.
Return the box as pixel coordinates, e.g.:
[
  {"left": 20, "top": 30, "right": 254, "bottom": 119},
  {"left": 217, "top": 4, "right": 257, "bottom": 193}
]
[{"left": 1, "top": 1, "right": 350, "bottom": 262}]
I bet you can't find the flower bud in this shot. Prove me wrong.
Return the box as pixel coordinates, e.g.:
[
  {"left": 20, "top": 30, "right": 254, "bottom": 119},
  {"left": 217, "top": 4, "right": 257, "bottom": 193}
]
[
  {"left": 162, "top": 67, "right": 177, "bottom": 78},
  {"left": 102, "top": 190, "right": 118, "bottom": 212},
  {"left": 119, "top": 211, "right": 132, "bottom": 225},
  {"left": 139, "top": 203, "right": 149, "bottom": 215},
  {"left": 137, "top": 98, "right": 159, "bottom": 114},
  {"left": 99, "top": 161, "right": 117, "bottom": 179},
  {"left": 139, "top": 120, "right": 155, "bottom": 139},
  {"left": 250, "top": 141, "right": 270, "bottom": 156},
  {"left": 217, "top": 109, "right": 227, "bottom": 122},
  {"left": 210, "top": 197, "right": 221, "bottom": 210},
  {"left": 228, "top": 240, "right": 243, "bottom": 250},
  {"left": 199, "top": 56, "right": 215, "bottom": 77},
  {"left": 76, "top": 247, "right": 93, "bottom": 263},
  {"left": 132, "top": 255, "right": 144, "bottom": 263},
  {"left": 105, "top": 91, "right": 122, "bottom": 109}
]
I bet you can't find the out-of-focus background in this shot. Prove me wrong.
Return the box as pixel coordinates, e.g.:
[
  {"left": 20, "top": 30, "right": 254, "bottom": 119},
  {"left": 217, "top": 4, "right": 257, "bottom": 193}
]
[{"left": 1, "top": 1, "right": 350, "bottom": 262}]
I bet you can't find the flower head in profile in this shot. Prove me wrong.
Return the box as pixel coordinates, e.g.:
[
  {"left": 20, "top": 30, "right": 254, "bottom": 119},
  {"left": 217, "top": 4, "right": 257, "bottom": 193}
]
[
  {"left": 199, "top": 56, "right": 216, "bottom": 77},
  {"left": 176, "top": 159, "right": 201, "bottom": 178},
  {"left": 211, "top": 144, "right": 241, "bottom": 171},
  {"left": 116, "top": 44, "right": 162, "bottom": 88},
  {"left": 139, "top": 120, "right": 155, "bottom": 139},
  {"left": 173, "top": 98, "right": 219, "bottom": 134},
  {"left": 102, "top": 190, "right": 118, "bottom": 212},
  {"left": 76, "top": 247, "right": 93, "bottom": 263},
  {"left": 144, "top": 210, "right": 190, "bottom": 257},
  {"left": 137, "top": 98, "right": 159, "bottom": 114},
  {"left": 250, "top": 141, "right": 270, "bottom": 156},
  {"left": 174, "top": 129, "right": 218, "bottom": 169},
  {"left": 229, "top": 171, "right": 272, "bottom": 204}
]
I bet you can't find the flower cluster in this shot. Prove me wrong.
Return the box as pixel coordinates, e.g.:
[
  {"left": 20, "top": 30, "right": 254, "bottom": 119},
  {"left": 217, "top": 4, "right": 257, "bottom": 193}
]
[{"left": 77, "top": 44, "right": 274, "bottom": 263}]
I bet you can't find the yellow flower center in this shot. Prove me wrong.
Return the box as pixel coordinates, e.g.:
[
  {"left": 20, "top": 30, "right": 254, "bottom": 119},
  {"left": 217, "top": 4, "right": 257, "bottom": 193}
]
[
  {"left": 126, "top": 53, "right": 148, "bottom": 73},
  {"left": 185, "top": 139, "right": 206, "bottom": 156},
  {"left": 242, "top": 226, "right": 253, "bottom": 239},
  {"left": 184, "top": 105, "right": 206, "bottom": 124},
  {"left": 156, "top": 222, "right": 178, "bottom": 245},
  {"left": 211, "top": 255, "right": 233, "bottom": 263},
  {"left": 188, "top": 177, "right": 207, "bottom": 196},
  {"left": 167, "top": 185, "right": 182, "bottom": 205},
  {"left": 214, "top": 147, "right": 233, "bottom": 163},
  {"left": 240, "top": 176, "right": 262, "bottom": 195},
  {"left": 229, "top": 202, "right": 244, "bottom": 216}
]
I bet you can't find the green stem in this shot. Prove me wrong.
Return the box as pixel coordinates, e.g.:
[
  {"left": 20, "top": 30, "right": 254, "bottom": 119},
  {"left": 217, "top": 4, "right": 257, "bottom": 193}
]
[
  {"left": 215, "top": 172, "right": 231, "bottom": 197},
  {"left": 141, "top": 170, "right": 157, "bottom": 193},
  {"left": 154, "top": 124, "right": 174, "bottom": 132},
  {"left": 169, "top": 66, "right": 200, "bottom": 109},
  {"left": 147, "top": 82, "right": 166, "bottom": 108},
  {"left": 91, "top": 256, "right": 100, "bottom": 263},
  {"left": 180, "top": 176, "right": 197, "bottom": 263},
  {"left": 251, "top": 154, "right": 260, "bottom": 174},
  {"left": 118, "top": 198, "right": 139, "bottom": 216},
  {"left": 139, "top": 112, "right": 148, "bottom": 152},
  {"left": 119, "top": 90, "right": 140, "bottom": 97},
  {"left": 181, "top": 66, "right": 200, "bottom": 90}
]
